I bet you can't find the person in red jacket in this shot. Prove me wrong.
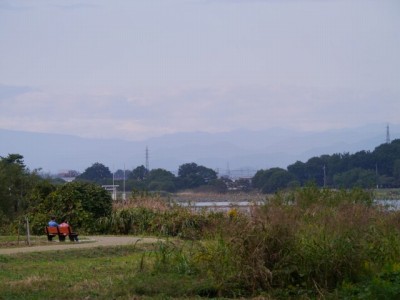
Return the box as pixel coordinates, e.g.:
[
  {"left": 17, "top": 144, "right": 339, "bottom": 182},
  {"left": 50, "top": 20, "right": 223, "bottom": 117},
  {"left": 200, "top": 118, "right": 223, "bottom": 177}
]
[{"left": 59, "top": 219, "right": 69, "bottom": 227}]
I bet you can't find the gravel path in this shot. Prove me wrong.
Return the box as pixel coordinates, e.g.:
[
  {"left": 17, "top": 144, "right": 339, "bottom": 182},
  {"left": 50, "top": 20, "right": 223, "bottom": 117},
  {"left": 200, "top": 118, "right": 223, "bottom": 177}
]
[{"left": 0, "top": 236, "right": 161, "bottom": 255}]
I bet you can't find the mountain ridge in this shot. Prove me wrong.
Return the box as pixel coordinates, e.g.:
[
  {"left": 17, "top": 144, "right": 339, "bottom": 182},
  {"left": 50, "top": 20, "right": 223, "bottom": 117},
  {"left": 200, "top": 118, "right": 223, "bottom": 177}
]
[{"left": 1, "top": 123, "right": 398, "bottom": 174}]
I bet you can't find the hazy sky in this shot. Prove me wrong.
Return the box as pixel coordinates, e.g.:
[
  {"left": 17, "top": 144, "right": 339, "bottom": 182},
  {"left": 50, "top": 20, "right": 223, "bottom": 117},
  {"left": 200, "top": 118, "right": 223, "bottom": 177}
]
[{"left": 1, "top": 0, "right": 399, "bottom": 141}]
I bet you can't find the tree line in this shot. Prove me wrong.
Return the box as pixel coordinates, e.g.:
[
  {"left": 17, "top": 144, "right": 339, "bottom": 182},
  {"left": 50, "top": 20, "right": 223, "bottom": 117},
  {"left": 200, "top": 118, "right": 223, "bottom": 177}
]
[
  {"left": 1, "top": 139, "right": 399, "bottom": 230},
  {"left": 75, "top": 139, "right": 400, "bottom": 193},
  {"left": 254, "top": 139, "right": 400, "bottom": 193},
  {"left": 74, "top": 162, "right": 221, "bottom": 193}
]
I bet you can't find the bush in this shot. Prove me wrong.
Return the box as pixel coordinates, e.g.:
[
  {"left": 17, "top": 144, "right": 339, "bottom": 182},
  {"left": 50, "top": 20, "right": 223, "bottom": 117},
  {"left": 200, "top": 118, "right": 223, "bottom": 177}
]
[
  {"left": 338, "top": 264, "right": 400, "bottom": 299},
  {"left": 28, "top": 182, "right": 112, "bottom": 234},
  {"left": 98, "top": 205, "right": 224, "bottom": 240}
]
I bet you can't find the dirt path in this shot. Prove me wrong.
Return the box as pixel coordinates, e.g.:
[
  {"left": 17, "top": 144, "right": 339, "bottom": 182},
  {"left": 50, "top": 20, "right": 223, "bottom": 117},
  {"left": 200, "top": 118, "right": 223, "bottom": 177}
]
[{"left": 0, "top": 236, "right": 161, "bottom": 255}]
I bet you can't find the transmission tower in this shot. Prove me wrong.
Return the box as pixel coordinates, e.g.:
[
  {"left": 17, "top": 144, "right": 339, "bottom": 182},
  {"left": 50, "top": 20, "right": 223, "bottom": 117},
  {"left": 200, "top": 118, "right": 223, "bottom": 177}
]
[
  {"left": 145, "top": 146, "right": 149, "bottom": 171},
  {"left": 386, "top": 124, "right": 391, "bottom": 144}
]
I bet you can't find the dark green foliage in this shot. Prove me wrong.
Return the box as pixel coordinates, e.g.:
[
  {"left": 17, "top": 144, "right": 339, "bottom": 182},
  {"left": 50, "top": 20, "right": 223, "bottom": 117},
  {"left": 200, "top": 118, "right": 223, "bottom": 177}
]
[
  {"left": 115, "top": 163, "right": 220, "bottom": 193},
  {"left": 145, "top": 168, "right": 176, "bottom": 192},
  {"left": 394, "top": 159, "right": 400, "bottom": 180},
  {"left": 253, "top": 168, "right": 298, "bottom": 193},
  {"left": 0, "top": 154, "right": 27, "bottom": 216},
  {"left": 286, "top": 139, "right": 400, "bottom": 189},
  {"left": 374, "top": 139, "right": 400, "bottom": 177},
  {"left": 28, "top": 181, "right": 112, "bottom": 234},
  {"left": 287, "top": 160, "right": 308, "bottom": 185},
  {"left": 75, "top": 162, "right": 112, "bottom": 183},
  {"left": 338, "top": 264, "right": 400, "bottom": 299},
  {"left": 334, "top": 168, "right": 377, "bottom": 188},
  {"left": 0, "top": 154, "right": 43, "bottom": 223},
  {"left": 113, "top": 168, "right": 131, "bottom": 180},
  {"left": 129, "top": 165, "right": 148, "bottom": 180},
  {"left": 177, "top": 162, "right": 217, "bottom": 189}
]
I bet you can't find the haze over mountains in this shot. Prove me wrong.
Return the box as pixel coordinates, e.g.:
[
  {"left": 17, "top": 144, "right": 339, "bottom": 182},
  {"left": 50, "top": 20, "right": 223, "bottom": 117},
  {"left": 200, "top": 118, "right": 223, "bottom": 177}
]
[{"left": 1, "top": 123, "right": 398, "bottom": 176}]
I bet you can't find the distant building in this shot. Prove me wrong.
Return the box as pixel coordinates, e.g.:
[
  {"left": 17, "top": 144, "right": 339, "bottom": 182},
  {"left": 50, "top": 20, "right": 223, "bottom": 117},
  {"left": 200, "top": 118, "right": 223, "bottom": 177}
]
[{"left": 57, "top": 170, "right": 80, "bottom": 182}]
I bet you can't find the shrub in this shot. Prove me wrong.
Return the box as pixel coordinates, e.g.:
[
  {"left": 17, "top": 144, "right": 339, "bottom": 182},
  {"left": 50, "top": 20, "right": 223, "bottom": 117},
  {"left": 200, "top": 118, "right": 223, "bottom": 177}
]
[
  {"left": 27, "top": 182, "right": 112, "bottom": 234},
  {"left": 186, "top": 188, "right": 400, "bottom": 297}
]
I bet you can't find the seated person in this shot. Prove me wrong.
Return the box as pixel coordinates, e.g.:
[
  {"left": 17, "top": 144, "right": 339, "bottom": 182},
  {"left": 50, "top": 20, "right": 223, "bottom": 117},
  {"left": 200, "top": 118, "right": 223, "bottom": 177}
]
[
  {"left": 59, "top": 219, "right": 79, "bottom": 242},
  {"left": 48, "top": 216, "right": 58, "bottom": 227},
  {"left": 59, "top": 219, "right": 69, "bottom": 227}
]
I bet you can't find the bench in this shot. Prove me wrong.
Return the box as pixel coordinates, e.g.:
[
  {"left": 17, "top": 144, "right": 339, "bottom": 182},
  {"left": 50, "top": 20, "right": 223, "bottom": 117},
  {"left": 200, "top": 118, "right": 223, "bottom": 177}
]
[{"left": 45, "top": 226, "right": 79, "bottom": 242}]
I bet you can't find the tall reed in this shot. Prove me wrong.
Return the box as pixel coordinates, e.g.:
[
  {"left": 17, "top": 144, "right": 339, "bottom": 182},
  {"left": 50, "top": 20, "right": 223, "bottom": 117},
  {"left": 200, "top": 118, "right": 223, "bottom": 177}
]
[{"left": 102, "top": 187, "right": 400, "bottom": 298}]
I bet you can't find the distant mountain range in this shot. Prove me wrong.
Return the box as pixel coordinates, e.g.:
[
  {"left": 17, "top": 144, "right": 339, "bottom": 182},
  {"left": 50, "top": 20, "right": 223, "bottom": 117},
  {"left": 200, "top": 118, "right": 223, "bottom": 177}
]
[{"left": 1, "top": 123, "right": 399, "bottom": 176}]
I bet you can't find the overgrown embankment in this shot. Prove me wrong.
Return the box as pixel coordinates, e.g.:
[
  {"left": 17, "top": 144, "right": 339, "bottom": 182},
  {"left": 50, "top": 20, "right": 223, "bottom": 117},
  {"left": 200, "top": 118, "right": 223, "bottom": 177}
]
[{"left": 93, "top": 186, "right": 400, "bottom": 298}]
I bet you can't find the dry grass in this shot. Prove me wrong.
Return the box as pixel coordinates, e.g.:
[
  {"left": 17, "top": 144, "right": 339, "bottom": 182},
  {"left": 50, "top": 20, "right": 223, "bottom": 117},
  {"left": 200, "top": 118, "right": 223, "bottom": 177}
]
[
  {"left": 72, "top": 279, "right": 103, "bottom": 292},
  {"left": 172, "top": 191, "right": 266, "bottom": 203},
  {"left": 8, "top": 275, "right": 50, "bottom": 289},
  {"left": 0, "top": 235, "right": 50, "bottom": 249},
  {"left": 113, "top": 195, "right": 170, "bottom": 211}
]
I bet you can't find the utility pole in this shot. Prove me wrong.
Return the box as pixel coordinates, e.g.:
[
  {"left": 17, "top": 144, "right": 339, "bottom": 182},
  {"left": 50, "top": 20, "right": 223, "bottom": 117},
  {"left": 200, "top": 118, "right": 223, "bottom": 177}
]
[
  {"left": 145, "top": 146, "right": 150, "bottom": 174},
  {"left": 122, "top": 164, "right": 126, "bottom": 201},
  {"left": 25, "top": 217, "right": 31, "bottom": 246},
  {"left": 323, "top": 165, "right": 326, "bottom": 188},
  {"left": 386, "top": 124, "right": 391, "bottom": 144},
  {"left": 112, "top": 169, "right": 116, "bottom": 201}
]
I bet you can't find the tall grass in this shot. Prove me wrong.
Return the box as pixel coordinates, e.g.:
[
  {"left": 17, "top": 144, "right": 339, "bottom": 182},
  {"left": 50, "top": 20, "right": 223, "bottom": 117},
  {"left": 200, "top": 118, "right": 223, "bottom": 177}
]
[
  {"left": 97, "top": 194, "right": 225, "bottom": 239},
  {"left": 86, "top": 187, "right": 400, "bottom": 297},
  {"left": 135, "top": 186, "right": 400, "bottom": 298}
]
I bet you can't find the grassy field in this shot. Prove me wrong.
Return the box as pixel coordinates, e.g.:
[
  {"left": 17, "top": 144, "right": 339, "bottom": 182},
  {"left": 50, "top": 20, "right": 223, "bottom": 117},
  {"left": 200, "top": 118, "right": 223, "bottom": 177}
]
[
  {"left": 0, "top": 241, "right": 215, "bottom": 299},
  {"left": 0, "top": 235, "right": 49, "bottom": 249}
]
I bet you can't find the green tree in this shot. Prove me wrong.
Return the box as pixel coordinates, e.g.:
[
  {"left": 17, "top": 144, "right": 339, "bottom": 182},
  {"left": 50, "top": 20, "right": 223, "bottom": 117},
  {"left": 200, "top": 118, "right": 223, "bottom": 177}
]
[
  {"left": 333, "top": 168, "right": 377, "bottom": 189},
  {"left": 262, "top": 169, "right": 297, "bottom": 193},
  {"left": 373, "top": 139, "right": 400, "bottom": 177},
  {"left": 129, "top": 165, "right": 148, "bottom": 181},
  {"left": 177, "top": 163, "right": 217, "bottom": 189},
  {"left": 393, "top": 159, "right": 400, "bottom": 181},
  {"left": 0, "top": 154, "right": 29, "bottom": 216},
  {"left": 0, "top": 154, "right": 47, "bottom": 231},
  {"left": 75, "top": 162, "right": 112, "bottom": 184},
  {"left": 146, "top": 168, "right": 176, "bottom": 192},
  {"left": 287, "top": 161, "right": 307, "bottom": 185},
  {"left": 114, "top": 169, "right": 131, "bottom": 180},
  {"left": 253, "top": 168, "right": 297, "bottom": 193},
  {"left": 28, "top": 181, "right": 112, "bottom": 234},
  {"left": 304, "top": 156, "right": 326, "bottom": 186}
]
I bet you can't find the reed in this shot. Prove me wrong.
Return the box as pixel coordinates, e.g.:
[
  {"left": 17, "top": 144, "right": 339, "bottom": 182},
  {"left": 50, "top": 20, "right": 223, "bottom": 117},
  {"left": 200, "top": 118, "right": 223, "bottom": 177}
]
[{"left": 136, "top": 186, "right": 400, "bottom": 298}]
